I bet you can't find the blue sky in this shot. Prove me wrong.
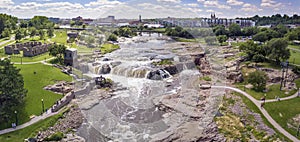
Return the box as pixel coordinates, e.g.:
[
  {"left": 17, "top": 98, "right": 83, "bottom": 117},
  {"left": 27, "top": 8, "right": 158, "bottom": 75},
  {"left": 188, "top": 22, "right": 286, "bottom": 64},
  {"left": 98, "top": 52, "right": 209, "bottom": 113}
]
[{"left": 0, "top": 0, "right": 299, "bottom": 19}]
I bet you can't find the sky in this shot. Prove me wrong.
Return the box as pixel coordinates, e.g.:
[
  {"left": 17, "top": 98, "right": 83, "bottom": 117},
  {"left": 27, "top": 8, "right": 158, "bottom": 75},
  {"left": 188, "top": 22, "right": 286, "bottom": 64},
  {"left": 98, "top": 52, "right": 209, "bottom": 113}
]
[{"left": 0, "top": 0, "right": 299, "bottom": 19}]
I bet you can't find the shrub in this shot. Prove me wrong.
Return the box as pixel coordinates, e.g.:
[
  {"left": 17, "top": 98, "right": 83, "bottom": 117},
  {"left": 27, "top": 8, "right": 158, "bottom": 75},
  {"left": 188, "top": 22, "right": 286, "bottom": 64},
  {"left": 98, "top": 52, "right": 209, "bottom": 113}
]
[{"left": 44, "top": 131, "right": 64, "bottom": 141}]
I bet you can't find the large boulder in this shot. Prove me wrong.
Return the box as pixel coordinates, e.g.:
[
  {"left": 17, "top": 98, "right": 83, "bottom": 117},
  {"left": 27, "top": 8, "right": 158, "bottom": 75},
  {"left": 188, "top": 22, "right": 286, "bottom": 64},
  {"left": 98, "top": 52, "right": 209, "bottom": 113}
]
[
  {"left": 99, "top": 64, "right": 111, "bottom": 74},
  {"left": 147, "top": 69, "right": 170, "bottom": 80}
]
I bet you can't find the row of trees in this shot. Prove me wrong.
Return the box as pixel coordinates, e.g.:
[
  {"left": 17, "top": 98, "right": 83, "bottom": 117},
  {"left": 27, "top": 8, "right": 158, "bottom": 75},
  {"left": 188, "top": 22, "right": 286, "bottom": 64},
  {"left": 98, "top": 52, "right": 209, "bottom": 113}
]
[{"left": 241, "top": 14, "right": 300, "bottom": 26}]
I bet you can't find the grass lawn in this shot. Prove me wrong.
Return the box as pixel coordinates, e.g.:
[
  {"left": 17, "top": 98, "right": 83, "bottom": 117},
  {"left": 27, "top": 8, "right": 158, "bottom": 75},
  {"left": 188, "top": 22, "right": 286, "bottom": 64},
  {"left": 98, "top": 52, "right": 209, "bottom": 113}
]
[
  {"left": 19, "top": 36, "right": 48, "bottom": 44},
  {"left": 0, "top": 108, "right": 67, "bottom": 142},
  {"left": 101, "top": 43, "right": 120, "bottom": 54},
  {"left": 0, "top": 64, "right": 72, "bottom": 129},
  {"left": 8, "top": 52, "right": 53, "bottom": 63},
  {"left": 50, "top": 30, "right": 67, "bottom": 44},
  {"left": 289, "top": 50, "right": 300, "bottom": 65},
  {"left": 264, "top": 98, "right": 300, "bottom": 140},
  {"left": 232, "top": 92, "right": 292, "bottom": 141},
  {"left": 236, "top": 84, "right": 297, "bottom": 100},
  {"left": 289, "top": 45, "right": 300, "bottom": 50},
  {"left": 295, "top": 78, "right": 300, "bottom": 88}
]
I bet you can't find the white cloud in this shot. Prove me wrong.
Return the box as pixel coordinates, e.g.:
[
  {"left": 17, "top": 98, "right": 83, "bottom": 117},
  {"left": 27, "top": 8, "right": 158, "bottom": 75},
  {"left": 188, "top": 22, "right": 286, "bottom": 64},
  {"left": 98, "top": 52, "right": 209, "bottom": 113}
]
[
  {"left": 157, "top": 0, "right": 181, "bottom": 3},
  {"left": 185, "top": 3, "right": 199, "bottom": 7},
  {"left": 197, "top": 0, "right": 205, "bottom": 2},
  {"left": 242, "top": 3, "right": 262, "bottom": 12},
  {"left": 0, "top": 0, "right": 14, "bottom": 8},
  {"left": 204, "top": 0, "right": 231, "bottom": 9},
  {"left": 85, "top": 0, "right": 123, "bottom": 7},
  {"left": 226, "top": 0, "right": 244, "bottom": 6},
  {"left": 261, "top": 0, "right": 282, "bottom": 8}
]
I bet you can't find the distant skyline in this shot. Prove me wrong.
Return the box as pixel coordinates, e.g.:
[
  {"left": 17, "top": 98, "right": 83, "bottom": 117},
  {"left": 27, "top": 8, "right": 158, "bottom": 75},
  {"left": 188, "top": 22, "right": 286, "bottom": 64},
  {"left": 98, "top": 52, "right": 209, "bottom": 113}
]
[{"left": 0, "top": 0, "right": 299, "bottom": 19}]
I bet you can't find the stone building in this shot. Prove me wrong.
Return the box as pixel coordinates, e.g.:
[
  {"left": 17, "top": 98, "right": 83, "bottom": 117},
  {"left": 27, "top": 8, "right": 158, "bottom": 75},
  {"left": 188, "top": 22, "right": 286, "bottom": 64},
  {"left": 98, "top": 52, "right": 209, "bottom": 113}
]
[
  {"left": 4, "top": 42, "right": 52, "bottom": 57},
  {"left": 64, "top": 48, "right": 78, "bottom": 66}
]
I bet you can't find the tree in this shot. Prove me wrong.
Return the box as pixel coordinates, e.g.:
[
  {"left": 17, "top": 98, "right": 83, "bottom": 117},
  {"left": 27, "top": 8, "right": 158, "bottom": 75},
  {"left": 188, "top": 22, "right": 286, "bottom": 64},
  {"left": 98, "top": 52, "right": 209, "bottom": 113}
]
[
  {"left": 229, "top": 23, "right": 241, "bottom": 37},
  {"left": 15, "top": 29, "right": 23, "bottom": 41},
  {"left": 48, "top": 44, "right": 66, "bottom": 64},
  {"left": 217, "top": 35, "right": 228, "bottom": 44},
  {"left": 240, "top": 40, "right": 266, "bottom": 62},
  {"left": 47, "top": 28, "right": 54, "bottom": 38},
  {"left": 242, "top": 27, "right": 258, "bottom": 36},
  {"left": 1, "top": 28, "right": 10, "bottom": 38},
  {"left": 39, "top": 30, "right": 45, "bottom": 40},
  {"left": 213, "top": 25, "right": 228, "bottom": 36},
  {"left": 108, "top": 34, "right": 117, "bottom": 41},
  {"left": 253, "top": 32, "right": 268, "bottom": 42},
  {"left": 0, "top": 59, "right": 27, "bottom": 123},
  {"left": 29, "top": 27, "right": 37, "bottom": 38},
  {"left": 266, "top": 38, "right": 290, "bottom": 64},
  {"left": 247, "top": 70, "right": 268, "bottom": 92}
]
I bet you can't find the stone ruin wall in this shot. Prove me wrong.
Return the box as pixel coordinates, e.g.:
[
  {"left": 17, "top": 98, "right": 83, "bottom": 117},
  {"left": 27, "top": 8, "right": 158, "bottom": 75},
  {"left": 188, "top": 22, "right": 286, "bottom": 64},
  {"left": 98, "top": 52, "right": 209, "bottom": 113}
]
[{"left": 4, "top": 41, "right": 53, "bottom": 57}]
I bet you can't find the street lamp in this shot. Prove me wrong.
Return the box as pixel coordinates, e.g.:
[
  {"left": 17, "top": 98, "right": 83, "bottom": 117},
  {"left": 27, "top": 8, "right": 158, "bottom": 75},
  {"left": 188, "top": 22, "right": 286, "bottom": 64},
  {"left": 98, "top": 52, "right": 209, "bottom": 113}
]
[
  {"left": 14, "top": 110, "right": 18, "bottom": 126},
  {"left": 41, "top": 99, "right": 45, "bottom": 113}
]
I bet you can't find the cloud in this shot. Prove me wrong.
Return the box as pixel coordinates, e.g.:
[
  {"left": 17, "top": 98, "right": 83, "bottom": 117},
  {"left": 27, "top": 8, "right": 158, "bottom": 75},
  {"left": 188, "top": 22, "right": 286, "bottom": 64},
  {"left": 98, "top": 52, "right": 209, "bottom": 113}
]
[
  {"left": 261, "top": 0, "right": 282, "bottom": 8},
  {"left": 242, "top": 3, "right": 262, "bottom": 12},
  {"left": 85, "top": 0, "right": 123, "bottom": 7},
  {"left": 184, "top": 3, "right": 199, "bottom": 7},
  {"left": 157, "top": 0, "right": 181, "bottom": 3},
  {"left": 197, "top": 0, "right": 205, "bottom": 2},
  {"left": 226, "top": 0, "right": 244, "bottom": 6},
  {"left": 204, "top": 0, "right": 231, "bottom": 9},
  {"left": 0, "top": 0, "right": 14, "bottom": 8}
]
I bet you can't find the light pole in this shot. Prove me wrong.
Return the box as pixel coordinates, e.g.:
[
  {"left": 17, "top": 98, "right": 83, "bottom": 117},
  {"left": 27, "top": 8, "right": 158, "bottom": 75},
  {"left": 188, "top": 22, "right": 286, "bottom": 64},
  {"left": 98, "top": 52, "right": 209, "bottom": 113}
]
[
  {"left": 284, "top": 60, "right": 289, "bottom": 87},
  {"left": 14, "top": 110, "right": 18, "bottom": 126},
  {"left": 41, "top": 99, "right": 45, "bottom": 113}
]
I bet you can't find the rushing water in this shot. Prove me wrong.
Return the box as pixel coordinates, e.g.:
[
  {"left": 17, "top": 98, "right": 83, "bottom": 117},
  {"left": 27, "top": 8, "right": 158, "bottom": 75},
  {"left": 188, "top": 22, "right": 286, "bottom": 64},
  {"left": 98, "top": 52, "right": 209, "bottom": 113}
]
[{"left": 76, "top": 33, "right": 209, "bottom": 142}]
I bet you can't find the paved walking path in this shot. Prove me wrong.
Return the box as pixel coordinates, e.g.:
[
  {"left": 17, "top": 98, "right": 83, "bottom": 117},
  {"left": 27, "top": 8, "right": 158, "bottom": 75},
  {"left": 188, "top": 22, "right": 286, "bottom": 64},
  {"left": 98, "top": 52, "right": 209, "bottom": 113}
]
[
  {"left": 12, "top": 57, "right": 55, "bottom": 65},
  {"left": 212, "top": 85, "right": 300, "bottom": 142},
  {"left": 0, "top": 109, "right": 58, "bottom": 135},
  {"left": 0, "top": 36, "right": 15, "bottom": 49}
]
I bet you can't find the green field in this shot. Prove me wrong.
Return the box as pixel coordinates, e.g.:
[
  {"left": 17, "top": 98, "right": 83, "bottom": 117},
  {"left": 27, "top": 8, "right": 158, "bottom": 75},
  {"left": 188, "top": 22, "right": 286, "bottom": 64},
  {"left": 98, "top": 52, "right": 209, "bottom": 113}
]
[
  {"left": 232, "top": 92, "right": 291, "bottom": 141},
  {"left": 236, "top": 84, "right": 297, "bottom": 100},
  {"left": 264, "top": 98, "right": 300, "bottom": 140},
  {"left": 50, "top": 30, "right": 67, "bottom": 44},
  {"left": 101, "top": 43, "right": 120, "bottom": 54},
  {"left": 289, "top": 45, "right": 300, "bottom": 50},
  {"left": 289, "top": 50, "right": 300, "bottom": 65},
  {"left": 0, "top": 109, "right": 67, "bottom": 142},
  {"left": 0, "top": 64, "right": 72, "bottom": 129},
  {"left": 9, "top": 52, "right": 53, "bottom": 63}
]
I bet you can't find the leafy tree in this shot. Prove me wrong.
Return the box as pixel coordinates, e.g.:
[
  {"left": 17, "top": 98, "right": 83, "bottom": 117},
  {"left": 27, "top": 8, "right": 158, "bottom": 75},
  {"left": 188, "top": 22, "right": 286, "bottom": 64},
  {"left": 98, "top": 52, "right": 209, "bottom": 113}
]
[
  {"left": 1, "top": 28, "right": 10, "bottom": 38},
  {"left": 266, "top": 38, "right": 290, "bottom": 64},
  {"left": 48, "top": 44, "right": 67, "bottom": 64},
  {"left": 273, "top": 24, "right": 288, "bottom": 37},
  {"left": 252, "top": 32, "right": 268, "bottom": 42},
  {"left": 19, "top": 20, "right": 28, "bottom": 28},
  {"left": 29, "top": 27, "right": 37, "bottom": 38},
  {"left": 28, "top": 16, "right": 53, "bottom": 29},
  {"left": 0, "top": 14, "right": 18, "bottom": 35},
  {"left": 0, "top": 59, "right": 27, "bottom": 123},
  {"left": 39, "top": 30, "right": 45, "bottom": 40},
  {"left": 47, "top": 28, "right": 54, "bottom": 37},
  {"left": 108, "top": 34, "right": 117, "bottom": 41},
  {"left": 247, "top": 70, "right": 268, "bottom": 92},
  {"left": 213, "top": 25, "right": 228, "bottom": 36},
  {"left": 242, "top": 27, "right": 258, "bottom": 36},
  {"left": 229, "top": 23, "right": 241, "bottom": 37},
  {"left": 240, "top": 40, "right": 266, "bottom": 61},
  {"left": 15, "top": 29, "right": 23, "bottom": 41},
  {"left": 22, "top": 28, "right": 28, "bottom": 37},
  {"left": 217, "top": 35, "right": 228, "bottom": 44}
]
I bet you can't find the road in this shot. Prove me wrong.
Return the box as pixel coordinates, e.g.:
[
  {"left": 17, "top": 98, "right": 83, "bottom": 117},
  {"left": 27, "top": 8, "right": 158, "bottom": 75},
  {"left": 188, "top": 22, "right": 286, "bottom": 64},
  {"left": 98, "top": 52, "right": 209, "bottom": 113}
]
[
  {"left": 0, "top": 36, "right": 15, "bottom": 49},
  {"left": 212, "top": 85, "right": 300, "bottom": 142}
]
